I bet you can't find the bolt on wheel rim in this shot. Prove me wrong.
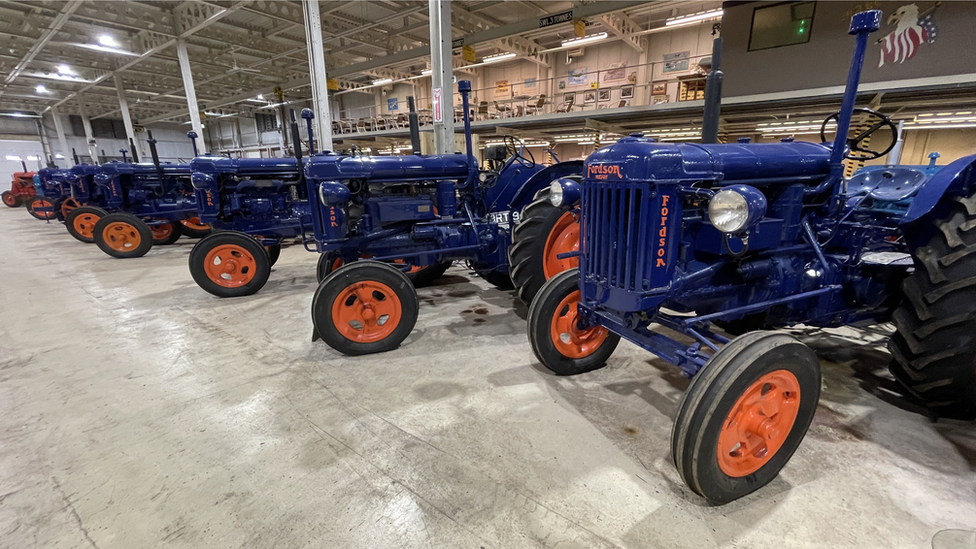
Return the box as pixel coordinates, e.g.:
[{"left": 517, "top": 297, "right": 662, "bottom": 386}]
[
  {"left": 203, "top": 244, "right": 257, "bottom": 288},
  {"left": 549, "top": 289, "right": 610, "bottom": 359},
  {"left": 716, "top": 369, "right": 802, "bottom": 477},
  {"left": 102, "top": 222, "right": 142, "bottom": 252},
  {"left": 73, "top": 214, "right": 98, "bottom": 239},
  {"left": 543, "top": 211, "right": 579, "bottom": 278},
  {"left": 331, "top": 281, "right": 402, "bottom": 343}
]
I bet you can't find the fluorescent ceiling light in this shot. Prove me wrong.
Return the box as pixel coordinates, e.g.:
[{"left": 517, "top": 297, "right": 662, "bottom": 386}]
[
  {"left": 98, "top": 35, "right": 117, "bottom": 47},
  {"left": 421, "top": 69, "right": 432, "bottom": 76},
  {"left": 0, "top": 112, "right": 40, "bottom": 118},
  {"left": 5, "top": 155, "right": 23, "bottom": 161},
  {"left": 75, "top": 43, "right": 139, "bottom": 56},
  {"left": 666, "top": 9, "right": 723, "bottom": 27},
  {"left": 372, "top": 78, "right": 393, "bottom": 85},
  {"left": 36, "top": 84, "right": 49, "bottom": 94},
  {"left": 483, "top": 52, "right": 516, "bottom": 64},
  {"left": 32, "top": 72, "right": 90, "bottom": 83},
  {"left": 561, "top": 32, "right": 608, "bottom": 47},
  {"left": 27, "top": 155, "right": 40, "bottom": 161},
  {"left": 55, "top": 153, "right": 65, "bottom": 159},
  {"left": 57, "top": 64, "right": 73, "bottom": 75}
]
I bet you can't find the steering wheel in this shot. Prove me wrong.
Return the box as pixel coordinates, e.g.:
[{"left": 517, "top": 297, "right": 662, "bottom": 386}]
[
  {"left": 503, "top": 135, "right": 535, "bottom": 168},
  {"left": 819, "top": 107, "right": 898, "bottom": 160}
]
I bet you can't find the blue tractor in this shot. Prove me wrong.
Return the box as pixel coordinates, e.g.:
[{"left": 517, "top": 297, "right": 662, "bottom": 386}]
[
  {"left": 525, "top": 10, "right": 976, "bottom": 504},
  {"left": 25, "top": 166, "right": 70, "bottom": 220},
  {"left": 305, "top": 82, "right": 586, "bottom": 355}
]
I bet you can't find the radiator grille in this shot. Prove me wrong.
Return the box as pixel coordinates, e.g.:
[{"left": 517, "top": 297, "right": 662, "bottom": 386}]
[{"left": 582, "top": 181, "right": 654, "bottom": 292}]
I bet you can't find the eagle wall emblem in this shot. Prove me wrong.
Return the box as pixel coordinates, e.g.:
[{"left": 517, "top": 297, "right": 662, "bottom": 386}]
[{"left": 877, "top": 2, "right": 939, "bottom": 67}]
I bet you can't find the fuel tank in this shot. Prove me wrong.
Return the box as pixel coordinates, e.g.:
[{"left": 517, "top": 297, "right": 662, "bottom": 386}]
[{"left": 305, "top": 153, "right": 469, "bottom": 182}]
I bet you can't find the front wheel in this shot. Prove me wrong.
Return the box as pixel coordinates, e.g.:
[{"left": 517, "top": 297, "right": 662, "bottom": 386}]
[
  {"left": 65, "top": 206, "right": 107, "bottom": 243},
  {"left": 671, "top": 331, "right": 821, "bottom": 504},
  {"left": 150, "top": 220, "right": 182, "bottom": 245},
  {"left": 189, "top": 231, "right": 271, "bottom": 298},
  {"left": 1, "top": 191, "right": 20, "bottom": 208},
  {"left": 26, "top": 196, "right": 56, "bottom": 220},
  {"left": 527, "top": 269, "right": 619, "bottom": 376},
  {"left": 179, "top": 217, "right": 212, "bottom": 238},
  {"left": 312, "top": 262, "right": 419, "bottom": 356},
  {"left": 93, "top": 214, "right": 153, "bottom": 258}
]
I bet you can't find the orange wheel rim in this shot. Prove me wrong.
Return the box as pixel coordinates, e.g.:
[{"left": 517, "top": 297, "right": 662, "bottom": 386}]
[
  {"left": 202, "top": 244, "right": 258, "bottom": 288},
  {"left": 394, "top": 259, "right": 424, "bottom": 274},
  {"left": 549, "top": 289, "right": 610, "bottom": 359},
  {"left": 34, "top": 199, "right": 55, "bottom": 218},
  {"left": 331, "top": 281, "right": 402, "bottom": 343},
  {"left": 717, "top": 370, "right": 801, "bottom": 478},
  {"left": 61, "top": 198, "right": 80, "bottom": 218},
  {"left": 2, "top": 194, "right": 14, "bottom": 206},
  {"left": 543, "top": 211, "right": 579, "bottom": 279},
  {"left": 181, "top": 217, "right": 210, "bottom": 231},
  {"left": 72, "top": 213, "right": 99, "bottom": 239},
  {"left": 332, "top": 258, "right": 344, "bottom": 271},
  {"left": 150, "top": 223, "right": 173, "bottom": 241},
  {"left": 102, "top": 222, "right": 142, "bottom": 252}
]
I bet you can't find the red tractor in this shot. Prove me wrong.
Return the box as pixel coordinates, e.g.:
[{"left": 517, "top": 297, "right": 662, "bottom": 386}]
[{"left": 1, "top": 171, "right": 37, "bottom": 208}]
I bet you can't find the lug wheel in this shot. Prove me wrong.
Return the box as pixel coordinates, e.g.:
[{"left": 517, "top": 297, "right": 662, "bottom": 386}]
[
  {"left": 60, "top": 197, "right": 81, "bottom": 220},
  {"left": 189, "top": 231, "right": 271, "bottom": 298},
  {"left": 510, "top": 185, "right": 580, "bottom": 305},
  {"left": 93, "top": 214, "right": 153, "bottom": 259},
  {"left": 150, "top": 220, "right": 182, "bottom": 245},
  {"left": 312, "top": 262, "right": 419, "bottom": 355},
  {"left": 1, "top": 191, "right": 19, "bottom": 208},
  {"left": 671, "top": 331, "right": 821, "bottom": 504},
  {"left": 179, "top": 217, "right": 212, "bottom": 238},
  {"left": 527, "top": 269, "right": 619, "bottom": 375},
  {"left": 26, "top": 196, "right": 56, "bottom": 220},
  {"left": 65, "top": 206, "right": 107, "bottom": 243}
]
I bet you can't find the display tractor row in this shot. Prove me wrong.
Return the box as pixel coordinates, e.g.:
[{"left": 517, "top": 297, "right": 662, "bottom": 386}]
[{"left": 516, "top": 10, "right": 976, "bottom": 503}]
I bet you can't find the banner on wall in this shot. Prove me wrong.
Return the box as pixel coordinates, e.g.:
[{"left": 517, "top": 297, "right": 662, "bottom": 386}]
[
  {"left": 387, "top": 98, "right": 398, "bottom": 111},
  {"left": 663, "top": 51, "right": 691, "bottom": 73},
  {"left": 567, "top": 68, "right": 588, "bottom": 86},
  {"left": 495, "top": 80, "right": 510, "bottom": 94},
  {"left": 463, "top": 44, "right": 476, "bottom": 63}
]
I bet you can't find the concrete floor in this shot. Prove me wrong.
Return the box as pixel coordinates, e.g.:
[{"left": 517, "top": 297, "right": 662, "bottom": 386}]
[{"left": 1, "top": 208, "right": 975, "bottom": 549}]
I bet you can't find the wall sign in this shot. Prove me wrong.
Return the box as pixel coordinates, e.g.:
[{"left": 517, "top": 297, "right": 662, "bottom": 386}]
[
  {"left": 663, "top": 51, "right": 691, "bottom": 73},
  {"left": 451, "top": 38, "right": 464, "bottom": 49},
  {"left": 878, "top": 3, "right": 939, "bottom": 67},
  {"left": 540, "top": 10, "right": 573, "bottom": 28},
  {"left": 387, "top": 98, "right": 398, "bottom": 111}
]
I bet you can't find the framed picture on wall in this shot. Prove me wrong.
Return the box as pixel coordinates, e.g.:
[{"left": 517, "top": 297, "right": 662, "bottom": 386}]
[
  {"left": 563, "top": 92, "right": 575, "bottom": 104},
  {"left": 651, "top": 82, "right": 667, "bottom": 96},
  {"left": 583, "top": 91, "right": 597, "bottom": 104},
  {"left": 620, "top": 85, "right": 635, "bottom": 99},
  {"left": 598, "top": 89, "right": 611, "bottom": 102}
]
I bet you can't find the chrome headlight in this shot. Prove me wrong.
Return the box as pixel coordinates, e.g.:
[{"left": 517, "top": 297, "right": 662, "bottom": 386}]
[
  {"left": 708, "top": 185, "right": 767, "bottom": 233},
  {"left": 549, "top": 180, "right": 564, "bottom": 207}
]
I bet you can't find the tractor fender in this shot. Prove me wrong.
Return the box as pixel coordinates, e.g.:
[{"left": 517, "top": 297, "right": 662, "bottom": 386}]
[
  {"left": 901, "top": 154, "right": 976, "bottom": 226},
  {"left": 505, "top": 160, "right": 584, "bottom": 214}
]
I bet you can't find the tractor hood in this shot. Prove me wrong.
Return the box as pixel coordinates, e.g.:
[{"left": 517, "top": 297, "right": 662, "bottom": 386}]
[
  {"left": 585, "top": 134, "right": 832, "bottom": 185},
  {"left": 305, "top": 153, "right": 470, "bottom": 182},
  {"left": 190, "top": 155, "right": 301, "bottom": 176},
  {"left": 99, "top": 161, "right": 190, "bottom": 176}
]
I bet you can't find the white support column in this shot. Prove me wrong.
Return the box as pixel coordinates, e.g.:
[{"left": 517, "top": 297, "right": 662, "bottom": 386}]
[
  {"left": 49, "top": 106, "right": 69, "bottom": 166},
  {"left": 78, "top": 103, "right": 98, "bottom": 164},
  {"left": 303, "top": 0, "right": 334, "bottom": 152},
  {"left": 114, "top": 73, "right": 139, "bottom": 161},
  {"left": 428, "top": 0, "right": 454, "bottom": 154},
  {"left": 176, "top": 39, "right": 205, "bottom": 154}
]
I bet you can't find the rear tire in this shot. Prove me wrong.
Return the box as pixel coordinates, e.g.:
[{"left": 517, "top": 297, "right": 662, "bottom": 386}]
[
  {"left": 93, "top": 214, "right": 153, "bottom": 258},
  {"left": 672, "top": 331, "right": 821, "bottom": 504},
  {"left": 179, "top": 217, "right": 212, "bottom": 238},
  {"left": 189, "top": 231, "right": 271, "bottom": 298},
  {"left": 65, "top": 206, "right": 107, "bottom": 243},
  {"left": 890, "top": 190, "right": 976, "bottom": 419},
  {"left": 481, "top": 270, "right": 514, "bottom": 290},
  {"left": 510, "top": 186, "right": 579, "bottom": 305},
  {"left": 527, "top": 269, "right": 619, "bottom": 376},
  {"left": 265, "top": 244, "right": 281, "bottom": 267},
  {"left": 26, "top": 196, "right": 56, "bottom": 220},
  {"left": 406, "top": 261, "right": 451, "bottom": 287},
  {"left": 312, "top": 262, "right": 419, "bottom": 355}
]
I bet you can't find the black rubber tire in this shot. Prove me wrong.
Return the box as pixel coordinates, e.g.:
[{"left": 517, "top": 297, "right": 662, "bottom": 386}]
[
  {"left": 317, "top": 252, "right": 343, "bottom": 283},
  {"left": 510, "top": 186, "right": 578, "bottom": 305},
  {"left": 189, "top": 231, "right": 272, "bottom": 298},
  {"left": 93, "top": 213, "right": 154, "bottom": 259},
  {"left": 406, "top": 261, "right": 451, "bottom": 287},
  {"left": 179, "top": 219, "right": 212, "bottom": 239},
  {"left": 527, "top": 269, "right": 620, "bottom": 375},
  {"left": 265, "top": 244, "right": 281, "bottom": 267},
  {"left": 312, "top": 261, "right": 419, "bottom": 356},
  {"left": 52, "top": 196, "right": 67, "bottom": 221},
  {"left": 150, "top": 220, "right": 183, "bottom": 245},
  {"left": 26, "top": 196, "right": 57, "bottom": 220},
  {"left": 65, "top": 206, "right": 108, "bottom": 243},
  {"left": 889, "top": 190, "right": 976, "bottom": 420},
  {"left": 481, "top": 270, "right": 514, "bottom": 290},
  {"left": 671, "top": 331, "right": 821, "bottom": 504},
  {"left": 2, "top": 191, "right": 20, "bottom": 208}
]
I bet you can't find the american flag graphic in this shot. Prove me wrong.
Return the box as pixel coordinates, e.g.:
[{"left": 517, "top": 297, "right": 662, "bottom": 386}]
[{"left": 879, "top": 4, "right": 938, "bottom": 67}]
